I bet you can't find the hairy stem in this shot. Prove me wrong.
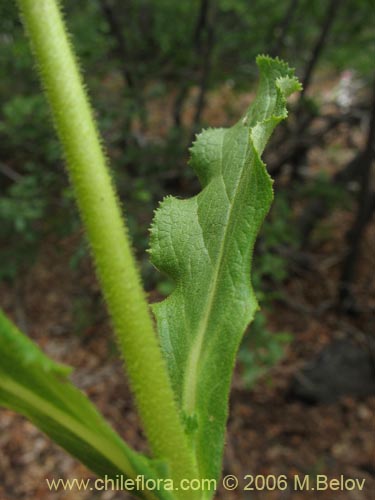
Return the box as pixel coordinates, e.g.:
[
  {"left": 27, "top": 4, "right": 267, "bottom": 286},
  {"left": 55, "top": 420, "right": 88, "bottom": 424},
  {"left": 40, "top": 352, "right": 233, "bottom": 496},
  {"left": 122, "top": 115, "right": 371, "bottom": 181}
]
[{"left": 17, "top": 0, "right": 198, "bottom": 493}]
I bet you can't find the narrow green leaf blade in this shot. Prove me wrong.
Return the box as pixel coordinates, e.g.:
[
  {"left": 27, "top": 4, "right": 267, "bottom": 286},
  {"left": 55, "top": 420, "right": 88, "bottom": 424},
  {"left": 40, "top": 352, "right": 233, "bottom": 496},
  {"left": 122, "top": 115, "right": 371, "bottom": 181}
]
[
  {"left": 149, "top": 56, "right": 301, "bottom": 482},
  {"left": 0, "top": 310, "right": 173, "bottom": 500}
]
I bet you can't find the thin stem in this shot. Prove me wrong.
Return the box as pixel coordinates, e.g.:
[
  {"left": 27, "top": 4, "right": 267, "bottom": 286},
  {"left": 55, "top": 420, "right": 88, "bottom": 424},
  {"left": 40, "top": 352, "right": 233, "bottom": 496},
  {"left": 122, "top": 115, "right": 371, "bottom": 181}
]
[{"left": 17, "top": 0, "right": 198, "bottom": 493}]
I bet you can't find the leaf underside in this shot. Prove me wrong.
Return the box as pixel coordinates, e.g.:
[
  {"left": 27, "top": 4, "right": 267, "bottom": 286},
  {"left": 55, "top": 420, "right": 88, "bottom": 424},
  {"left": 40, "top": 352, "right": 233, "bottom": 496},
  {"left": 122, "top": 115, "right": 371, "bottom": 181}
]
[{"left": 149, "top": 56, "right": 301, "bottom": 482}]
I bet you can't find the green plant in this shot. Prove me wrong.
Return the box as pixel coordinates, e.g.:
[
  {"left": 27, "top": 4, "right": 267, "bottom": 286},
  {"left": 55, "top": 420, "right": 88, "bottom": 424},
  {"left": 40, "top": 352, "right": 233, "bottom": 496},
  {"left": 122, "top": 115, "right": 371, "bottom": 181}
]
[
  {"left": 0, "top": 169, "right": 47, "bottom": 279},
  {"left": 0, "top": 1, "right": 301, "bottom": 498},
  {"left": 0, "top": 92, "right": 77, "bottom": 278},
  {"left": 239, "top": 311, "right": 292, "bottom": 387},
  {"left": 239, "top": 194, "right": 296, "bottom": 387}
]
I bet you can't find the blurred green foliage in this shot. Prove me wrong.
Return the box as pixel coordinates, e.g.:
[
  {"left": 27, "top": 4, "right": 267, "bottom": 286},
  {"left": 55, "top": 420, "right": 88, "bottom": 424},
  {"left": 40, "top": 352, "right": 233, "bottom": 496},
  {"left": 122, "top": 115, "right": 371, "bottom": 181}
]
[
  {"left": 239, "top": 313, "right": 292, "bottom": 387},
  {"left": 299, "top": 172, "right": 351, "bottom": 211},
  {"left": 239, "top": 194, "right": 297, "bottom": 387}
]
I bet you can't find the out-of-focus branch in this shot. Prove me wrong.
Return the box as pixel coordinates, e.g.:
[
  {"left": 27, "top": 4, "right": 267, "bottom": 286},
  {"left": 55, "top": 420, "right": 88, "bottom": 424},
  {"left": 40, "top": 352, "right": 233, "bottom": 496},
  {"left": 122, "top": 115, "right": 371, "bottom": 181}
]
[
  {"left": 300, "top": 0, "right": 343, "bottom": 97},
  {"left": 269, "top": 0, "right": 300, "bottom": 57},
  {"left": 339, "top": 84, "right": 375, "bottom": 309},
  {"left": 0, "top": 162, "right": 24, "bottom": 182},
  {"left": 191, "top": 0, "right": 216, "bottom": 136},
  {"left": 99, "top": 0, "right": 135, "bottom": 89}
]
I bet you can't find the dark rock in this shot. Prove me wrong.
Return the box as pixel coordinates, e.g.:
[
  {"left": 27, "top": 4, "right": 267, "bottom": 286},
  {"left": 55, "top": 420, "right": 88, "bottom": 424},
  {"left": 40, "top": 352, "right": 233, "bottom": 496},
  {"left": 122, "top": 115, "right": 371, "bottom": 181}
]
[{"left": 290, "top": 338, "right": 375, "bottom": 403}]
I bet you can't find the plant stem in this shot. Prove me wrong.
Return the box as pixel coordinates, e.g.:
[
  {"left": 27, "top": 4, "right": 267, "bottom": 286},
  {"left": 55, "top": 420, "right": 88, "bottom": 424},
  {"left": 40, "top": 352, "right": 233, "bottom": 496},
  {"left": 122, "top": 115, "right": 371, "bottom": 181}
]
[{"left": 17, "top": 0, "right": 198, "bottom": 493}]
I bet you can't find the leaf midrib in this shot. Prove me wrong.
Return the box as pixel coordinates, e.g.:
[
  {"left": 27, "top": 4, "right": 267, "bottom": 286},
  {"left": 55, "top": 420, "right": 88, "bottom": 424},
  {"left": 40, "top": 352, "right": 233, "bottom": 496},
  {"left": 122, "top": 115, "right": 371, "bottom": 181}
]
[{"left": 181, "top": 126, "right": 253, "bottom": 417}]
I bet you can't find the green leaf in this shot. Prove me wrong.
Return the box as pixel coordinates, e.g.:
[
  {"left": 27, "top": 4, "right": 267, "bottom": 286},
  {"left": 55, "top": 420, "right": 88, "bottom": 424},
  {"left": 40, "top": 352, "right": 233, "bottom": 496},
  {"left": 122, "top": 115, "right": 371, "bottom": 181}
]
[
  {"left": 149, "top": 56, "right": 301, "bottom": 483},
  {"left": 0, "top": 310, "right": 173, "bottom": 500}
]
